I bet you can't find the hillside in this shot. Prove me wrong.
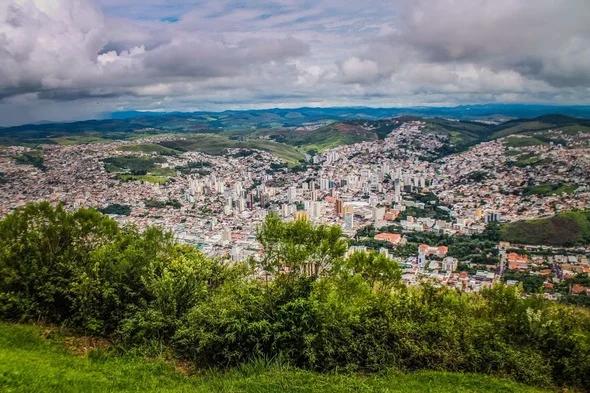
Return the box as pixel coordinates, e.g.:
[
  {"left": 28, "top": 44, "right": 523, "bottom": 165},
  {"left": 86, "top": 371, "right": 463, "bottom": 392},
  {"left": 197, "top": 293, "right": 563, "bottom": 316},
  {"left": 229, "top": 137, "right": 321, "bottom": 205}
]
[
  {"left": 2, "top": 105, "right": 590, "bottom": 147},
  {"left": 490, "top": 114, "right": 590, "bottom": 139},
  {"left": 157, "top": 134, "right": 305, "bottom": 164},
  {"left": 501, "top": 210, "right": 590, "bottom": 246},
  {"left": 0, "top": 323, "right": 547, "bottom": 393}
]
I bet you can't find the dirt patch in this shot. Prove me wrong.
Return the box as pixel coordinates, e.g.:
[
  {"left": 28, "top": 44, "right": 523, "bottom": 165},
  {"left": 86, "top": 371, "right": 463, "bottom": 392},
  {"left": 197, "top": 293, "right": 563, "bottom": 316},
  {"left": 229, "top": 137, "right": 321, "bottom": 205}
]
[{"left": 62, "top": 335, "right": 112, "bottom": 356}]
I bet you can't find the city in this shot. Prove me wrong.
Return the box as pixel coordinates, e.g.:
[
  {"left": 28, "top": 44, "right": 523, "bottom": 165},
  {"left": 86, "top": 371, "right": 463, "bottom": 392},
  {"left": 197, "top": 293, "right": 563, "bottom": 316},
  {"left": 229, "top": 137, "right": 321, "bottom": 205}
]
[{"left": 2, "top": 119, "right": 589, "bottom": 298}]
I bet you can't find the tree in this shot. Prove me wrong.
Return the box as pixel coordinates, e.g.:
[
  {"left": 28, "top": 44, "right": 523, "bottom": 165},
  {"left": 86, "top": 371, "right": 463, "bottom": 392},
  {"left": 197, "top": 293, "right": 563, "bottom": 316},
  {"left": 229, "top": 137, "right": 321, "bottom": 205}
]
[
  {"left": 256, "top": 213, "right": 347, "bottom": 278},
  {"left": 337, "top": 251, "right": 401, "bottom": 290}
]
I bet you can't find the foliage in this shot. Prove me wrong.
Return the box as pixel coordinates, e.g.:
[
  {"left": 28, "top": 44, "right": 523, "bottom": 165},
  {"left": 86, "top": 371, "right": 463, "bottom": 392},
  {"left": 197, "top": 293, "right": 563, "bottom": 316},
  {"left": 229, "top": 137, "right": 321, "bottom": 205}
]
[
  {"left": 0, "top": 202, "right": 228, "bottom": 342},
  {"left": 503, "top": 272, "right": 545, "bottom": 294},
  {"left": 1, "top": 204, "right": 590, "bottom": 390},
  {"left": 523, "top": 182, "right": 576, "bottom": 196},
  {"left": 99, "top": 203, "right": 131, "bottom": 216},
  {"left": 256, "top": 213, "right": 348, "bottom": 277},
  {"left": 14, "top": 151, "right": 46, "bottom": 170},
  {"left": 336, "top": 251, "right": 401, "bottom": 290},
  {"left": 103, "top": 156, "right": 162, "bottom": 175},
  {"left": 144, "top": 199, "right": 182, "bottom": 209},
  {"left": 0, "top": 323, "right": 548, "bottom": 393}
]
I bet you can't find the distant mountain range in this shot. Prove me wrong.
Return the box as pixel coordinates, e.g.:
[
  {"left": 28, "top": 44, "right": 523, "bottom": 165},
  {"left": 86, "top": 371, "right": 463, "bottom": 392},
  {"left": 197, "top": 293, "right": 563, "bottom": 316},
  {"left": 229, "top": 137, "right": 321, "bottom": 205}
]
[{"left": 1, "top": 104, "right": 590, "bottom": 150}]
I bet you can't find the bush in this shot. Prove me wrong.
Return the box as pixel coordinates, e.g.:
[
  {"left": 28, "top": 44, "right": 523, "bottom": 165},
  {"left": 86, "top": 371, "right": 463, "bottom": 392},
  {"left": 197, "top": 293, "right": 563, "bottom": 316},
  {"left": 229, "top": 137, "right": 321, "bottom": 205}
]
[{"left": 1, "top": 203, "right": 589, "bottom": 390}]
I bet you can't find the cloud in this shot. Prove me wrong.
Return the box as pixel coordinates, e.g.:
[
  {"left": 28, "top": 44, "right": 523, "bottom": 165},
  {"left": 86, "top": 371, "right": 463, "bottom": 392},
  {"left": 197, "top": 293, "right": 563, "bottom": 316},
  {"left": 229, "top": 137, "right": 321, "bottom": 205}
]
[
  {"left": 0, "top": 0, "right": 589, "bottom": 125},
  {"left": 0, "top": 0, "right": 308, "bottom": 101},
  {"left": 340, "top": 57, "right": 380, "bottom": 84}
]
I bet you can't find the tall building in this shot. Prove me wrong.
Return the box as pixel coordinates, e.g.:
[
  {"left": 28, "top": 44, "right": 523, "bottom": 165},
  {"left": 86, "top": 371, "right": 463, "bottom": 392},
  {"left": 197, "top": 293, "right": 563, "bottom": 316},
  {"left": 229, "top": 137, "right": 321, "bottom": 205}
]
[
  {"left": 311, "top": 190, "right": 318, "bottom": 202},
  {"left": 335, "top": 198, "right": 343, "bottom": 217},
  {"left": 485, "top": 212, "right": 501, "bottom": 223},
  {"left": 222, "top": 228, "right": 232, "bottom": 243},
  {"left": 237, "top": 198, "right": 246, "bottom": 212},
  {"left": 343, "top": 204, "right": 354, "bottom": 229},
  {"left": 287, "top": 186, "right": 297, "bottom": 203},
  {"left": 373, "top": 206, "right": 385, "bottom": 223}
]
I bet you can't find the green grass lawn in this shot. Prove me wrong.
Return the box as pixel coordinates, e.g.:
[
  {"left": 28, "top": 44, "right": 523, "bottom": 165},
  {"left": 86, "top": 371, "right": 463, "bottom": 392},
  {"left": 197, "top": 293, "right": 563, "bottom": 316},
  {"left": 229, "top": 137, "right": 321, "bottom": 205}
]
[{"left": 0, "top": 323, "right": 547, "bottom": 393}]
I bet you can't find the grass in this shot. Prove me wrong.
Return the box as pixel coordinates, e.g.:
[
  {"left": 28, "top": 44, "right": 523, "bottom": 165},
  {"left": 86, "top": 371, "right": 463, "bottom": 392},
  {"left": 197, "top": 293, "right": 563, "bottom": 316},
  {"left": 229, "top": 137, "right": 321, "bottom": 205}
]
[
  {"left": 513, "top": 153, "right": 550, "bottom": 168},
  {"left": 118, "top": 143, "right": 181, "bottom": 155},
  {"left": 103, "top": 156, "right": 174, "bottom": 184},
  {"left": 159, "top": 134, "right": 305, "bottom": 165},
  {"left": 117, "top": 174, "right": 169, "bottom": 184},
  {"left": 504, "top": 135, "right": 545, "bottom": 147},
  {"left": 501, "top": 209, "right": 590, "bottom": 246},
  {"left": 523, "top": 182, "right": 577, "bottom": 196},
  {"left": 52, "top": 135, "right": 111, "bottom": 145},
  {"left": 0, "top": 323, "right": 546, "bottom": 393}
]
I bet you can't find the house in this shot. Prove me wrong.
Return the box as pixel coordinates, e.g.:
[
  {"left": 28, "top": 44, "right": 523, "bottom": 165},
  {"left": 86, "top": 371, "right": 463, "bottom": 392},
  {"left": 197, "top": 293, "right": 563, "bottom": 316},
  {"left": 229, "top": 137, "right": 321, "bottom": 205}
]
[
  {"left": 374, "top": 232, "right": 405, "bottom": 246},
  {"left": 419, "top": 244, "right": 448, "bottom": 258},
  {"left": 571, "top": 284, "right": 590, "bottom": 296},
  {"left": 507, "top": 252, "right": 529, "bottom": 271}
]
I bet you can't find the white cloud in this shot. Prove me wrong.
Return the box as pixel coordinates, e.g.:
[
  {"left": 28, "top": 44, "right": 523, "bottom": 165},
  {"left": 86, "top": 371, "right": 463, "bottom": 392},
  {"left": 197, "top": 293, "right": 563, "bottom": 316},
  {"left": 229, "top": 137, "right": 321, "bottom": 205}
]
[
  {"left": 340, "top": 57, "right": 380, "bottom": 84},
  {"left": 0, "top": 0, "right": 589, "bottom": 124}
]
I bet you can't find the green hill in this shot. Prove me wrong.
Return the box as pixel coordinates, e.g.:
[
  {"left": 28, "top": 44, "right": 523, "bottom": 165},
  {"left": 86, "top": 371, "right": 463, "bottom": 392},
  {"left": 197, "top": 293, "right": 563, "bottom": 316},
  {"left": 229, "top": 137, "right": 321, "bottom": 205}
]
[
  {"left": 490, "top": 114, "right": 590, "bottom": 139},
  {"left": 0, "top": 322, "right": 546, "bottom": 393},
  {"left": 159, "top": 134, "right": 304, "bottom": 164},
  {"left": 501, "top": 210, "right": 590, "bottom": 246}
]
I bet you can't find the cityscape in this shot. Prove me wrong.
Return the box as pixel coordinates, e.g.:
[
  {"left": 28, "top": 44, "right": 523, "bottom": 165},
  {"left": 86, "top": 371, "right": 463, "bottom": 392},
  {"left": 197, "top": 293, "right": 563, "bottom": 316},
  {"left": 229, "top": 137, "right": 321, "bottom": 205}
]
[
  {"left": 2, "top": 118, "right": 589, "bottom": 297},
  {"left": 1, "top": 0, "right": 590, "bottom": 391}
]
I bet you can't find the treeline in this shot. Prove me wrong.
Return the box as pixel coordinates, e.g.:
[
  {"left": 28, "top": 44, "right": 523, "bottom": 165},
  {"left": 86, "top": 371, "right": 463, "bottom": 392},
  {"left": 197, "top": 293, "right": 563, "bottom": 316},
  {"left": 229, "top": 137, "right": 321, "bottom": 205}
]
[
  {"left": 1, "top": 203, "right": 589, "bottom": 390},
  {"left": 354, "top": 222, "right": 500, "bottom": 263}
]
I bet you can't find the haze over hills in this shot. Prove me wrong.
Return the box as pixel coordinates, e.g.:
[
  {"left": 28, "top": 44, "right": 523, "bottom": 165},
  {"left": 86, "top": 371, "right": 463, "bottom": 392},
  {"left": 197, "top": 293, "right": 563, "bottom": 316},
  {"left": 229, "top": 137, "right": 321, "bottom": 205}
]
[{"left": 2, "top": 104, "right": 590, "bottom": 153}]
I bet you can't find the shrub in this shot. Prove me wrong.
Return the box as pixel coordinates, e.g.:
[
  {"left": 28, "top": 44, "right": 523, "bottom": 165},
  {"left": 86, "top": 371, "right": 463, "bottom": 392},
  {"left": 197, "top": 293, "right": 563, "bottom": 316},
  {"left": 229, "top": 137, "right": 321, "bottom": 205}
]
[{"left": 1, "top": 203, "right": 589, "bottom": 390}]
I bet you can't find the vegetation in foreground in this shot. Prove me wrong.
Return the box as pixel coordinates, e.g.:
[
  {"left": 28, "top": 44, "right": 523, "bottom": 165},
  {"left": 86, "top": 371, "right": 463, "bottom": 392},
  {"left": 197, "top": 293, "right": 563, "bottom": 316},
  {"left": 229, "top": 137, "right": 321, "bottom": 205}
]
[
  {"left": 0, "top": 203, "right": 589, "bottom": 391},
  {"left": 0, "top": 323, "right": 547, "bottom": 393}
]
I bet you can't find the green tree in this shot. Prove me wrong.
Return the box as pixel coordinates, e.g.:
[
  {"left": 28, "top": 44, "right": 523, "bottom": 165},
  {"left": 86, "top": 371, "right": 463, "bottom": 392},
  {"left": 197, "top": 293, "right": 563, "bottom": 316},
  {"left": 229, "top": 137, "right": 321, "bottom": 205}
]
[
  {"left": 337, "top": 251, "right": 401, "bottom": 290},
  {"left": 256, "top": 213, "right": 347, "bottom": 278}
]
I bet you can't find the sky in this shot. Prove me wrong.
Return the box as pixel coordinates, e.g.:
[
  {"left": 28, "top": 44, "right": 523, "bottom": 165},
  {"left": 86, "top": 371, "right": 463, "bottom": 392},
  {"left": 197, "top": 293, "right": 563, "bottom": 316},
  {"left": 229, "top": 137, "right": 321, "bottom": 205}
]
[{"left": 1, "top": 0, "right": 589, "bottom": 125}]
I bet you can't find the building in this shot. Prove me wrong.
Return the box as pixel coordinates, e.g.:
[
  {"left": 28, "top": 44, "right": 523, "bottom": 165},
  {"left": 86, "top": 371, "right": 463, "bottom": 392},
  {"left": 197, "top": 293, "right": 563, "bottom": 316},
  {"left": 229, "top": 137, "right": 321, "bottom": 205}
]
[
  {"left": 374, "top": 232, "right": 404, "bottom": 246},
  {"left": 343, "top": 204, "right": 354, "bottom": 229}
]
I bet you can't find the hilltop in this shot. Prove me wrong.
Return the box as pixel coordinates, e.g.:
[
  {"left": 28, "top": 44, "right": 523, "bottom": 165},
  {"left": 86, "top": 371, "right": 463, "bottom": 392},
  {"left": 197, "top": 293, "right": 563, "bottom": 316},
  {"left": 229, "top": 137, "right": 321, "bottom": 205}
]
[
  {"left": 501, "top": 210, "right": 590, "bottom": 247},
  {"left": 2, "top": 105, "right": 590, "bottom": 153}
]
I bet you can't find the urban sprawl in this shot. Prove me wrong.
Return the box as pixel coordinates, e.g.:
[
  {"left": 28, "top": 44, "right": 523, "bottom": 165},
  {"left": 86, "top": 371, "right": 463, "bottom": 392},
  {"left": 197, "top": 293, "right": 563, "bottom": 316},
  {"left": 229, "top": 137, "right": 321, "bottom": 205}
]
[{"left": 1, "top": 121, "right": 590, "bottom": 298}]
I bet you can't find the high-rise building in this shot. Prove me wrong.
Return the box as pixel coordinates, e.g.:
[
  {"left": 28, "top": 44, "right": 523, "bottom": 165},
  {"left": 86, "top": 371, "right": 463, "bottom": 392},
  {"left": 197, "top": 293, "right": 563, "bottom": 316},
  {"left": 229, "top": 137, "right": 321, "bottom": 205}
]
[
  {"left": 222, "top": 228, "right": 232, "bottom": 243},
  {"left": 287, "top": 186, "right": 297, "bottom": 203},
  {"left": 237, "top": 198, "right": 246, "bottom": 212},
  {"left": 311, "top": 190, "right": 318, "bottom": 202},
  {"left": 373, "top": 206, "right": 385, "bottom": 223},
  {"left": 246, "top": 193, "right": 254, "bottom": 209},
  {"left": 281, "top": 203, "right": 291, "bottom": 218},
  {"left": 335, "top": 198, "right": 343, "bottom": 217},
  {"left": 343, "top": 205, "right": 354, "bottom": 229},
  {"left": 485, "top": 212, "right": 501, "bottom": 223}
]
